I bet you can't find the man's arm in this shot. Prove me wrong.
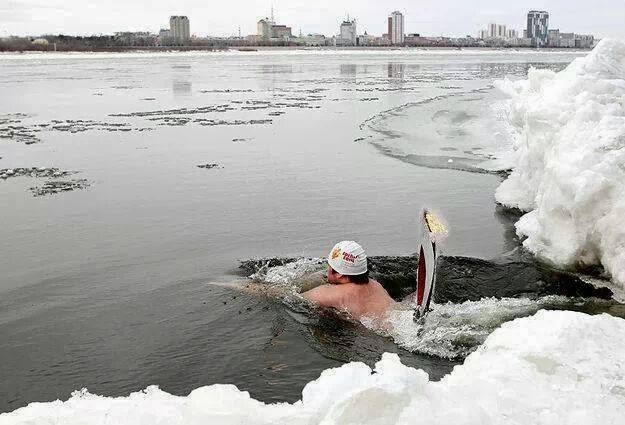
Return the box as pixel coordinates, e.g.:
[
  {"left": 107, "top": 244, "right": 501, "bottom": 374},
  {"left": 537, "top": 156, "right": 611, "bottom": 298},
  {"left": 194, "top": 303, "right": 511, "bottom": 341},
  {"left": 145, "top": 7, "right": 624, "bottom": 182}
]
[{"left": 302, "top": 285, "right": 338, "bottom": 308}]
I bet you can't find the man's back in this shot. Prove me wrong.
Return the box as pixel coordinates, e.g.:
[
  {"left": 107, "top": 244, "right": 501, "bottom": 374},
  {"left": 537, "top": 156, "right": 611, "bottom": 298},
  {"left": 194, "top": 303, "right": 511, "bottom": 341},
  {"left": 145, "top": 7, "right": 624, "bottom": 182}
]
[{"left": 303, "top": 278, "right": 396, "bottom": 321}]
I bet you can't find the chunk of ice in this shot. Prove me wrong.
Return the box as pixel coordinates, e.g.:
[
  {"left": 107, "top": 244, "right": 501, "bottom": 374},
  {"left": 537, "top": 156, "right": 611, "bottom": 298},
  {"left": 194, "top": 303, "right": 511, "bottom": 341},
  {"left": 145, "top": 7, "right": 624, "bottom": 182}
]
[{"left": 495, "top": 39, "right": 625, "bottom": 287}]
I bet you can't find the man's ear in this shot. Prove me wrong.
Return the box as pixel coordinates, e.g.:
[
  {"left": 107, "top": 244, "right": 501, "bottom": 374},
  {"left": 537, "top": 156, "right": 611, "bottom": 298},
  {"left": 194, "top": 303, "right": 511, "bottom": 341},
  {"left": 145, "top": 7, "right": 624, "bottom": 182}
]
[{"left": 336, "top": 273, "right": 349, "bottom": 283}]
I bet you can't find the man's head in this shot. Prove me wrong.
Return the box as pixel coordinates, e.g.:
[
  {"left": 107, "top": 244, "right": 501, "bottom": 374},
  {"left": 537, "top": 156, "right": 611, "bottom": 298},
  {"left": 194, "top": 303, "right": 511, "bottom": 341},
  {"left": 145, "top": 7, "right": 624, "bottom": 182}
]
[{"left": 326, "top": 241, "right": 369, "bottom": 285}]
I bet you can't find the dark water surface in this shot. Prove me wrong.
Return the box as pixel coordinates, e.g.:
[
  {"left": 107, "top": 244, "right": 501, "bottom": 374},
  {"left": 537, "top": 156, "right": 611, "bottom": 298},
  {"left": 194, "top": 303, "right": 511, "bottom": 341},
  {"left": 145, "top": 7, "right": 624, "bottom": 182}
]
[{"left": 0, "top": 49, "right": 584, "bottom": 412}]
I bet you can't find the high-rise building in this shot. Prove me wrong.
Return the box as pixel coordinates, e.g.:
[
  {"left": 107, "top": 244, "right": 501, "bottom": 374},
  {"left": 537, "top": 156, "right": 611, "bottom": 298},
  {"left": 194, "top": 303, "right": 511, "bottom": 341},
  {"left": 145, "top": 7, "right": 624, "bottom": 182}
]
[
  {"left": 339, "top": 19, "right": 357, "bottom": 46},
  {"left": 526, "top": 10, "right": 549, "bottom": 46},
  {"left": 497, "top": 24, "right": 507, "bottom": 38},
  {"left": 480, "top": 23, "right": 516, "bottom": 39},
  {"left": 257, "top": 18, "right": 272, "bottom": 39},
  {"left": 388, "top": 11, "right": 404, "bottom": 45},
  {"left": 170, "top": 16, "right": 190, "bottom": 43},
  {"left": 488, "top": 23, "right": 496, "bottom": 38},
  {"left": 486, "top": 23, "right": 508, "bottom": 38}
]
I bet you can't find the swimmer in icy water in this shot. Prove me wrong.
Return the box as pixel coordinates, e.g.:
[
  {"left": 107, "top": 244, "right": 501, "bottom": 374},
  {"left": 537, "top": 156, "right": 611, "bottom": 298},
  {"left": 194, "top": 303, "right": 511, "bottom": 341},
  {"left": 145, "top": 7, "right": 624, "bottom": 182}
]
[{"left": 302, "top": 241, "right": 396, "bottom": 321}]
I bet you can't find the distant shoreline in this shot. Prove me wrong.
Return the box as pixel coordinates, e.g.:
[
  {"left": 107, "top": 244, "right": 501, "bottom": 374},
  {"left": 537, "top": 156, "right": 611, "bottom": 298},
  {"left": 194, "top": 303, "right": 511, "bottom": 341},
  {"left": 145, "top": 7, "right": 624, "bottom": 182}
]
[{"left": 0, "top": 45, "right": 593, "bottom": 54}]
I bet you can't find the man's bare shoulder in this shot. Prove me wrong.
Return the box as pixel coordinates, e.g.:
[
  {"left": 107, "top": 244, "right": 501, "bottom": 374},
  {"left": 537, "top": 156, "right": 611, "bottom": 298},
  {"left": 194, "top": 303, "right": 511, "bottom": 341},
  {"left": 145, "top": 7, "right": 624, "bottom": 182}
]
[{"left": 302, "top": 284, "right": 342, "bottom": 307}]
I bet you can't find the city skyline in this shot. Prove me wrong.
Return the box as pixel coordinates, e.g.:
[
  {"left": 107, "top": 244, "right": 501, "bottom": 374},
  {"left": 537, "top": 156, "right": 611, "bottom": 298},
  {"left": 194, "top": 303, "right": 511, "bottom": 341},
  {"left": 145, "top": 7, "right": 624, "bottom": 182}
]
[{"left": 2, "top": 0, "right": 624, "bottom": 39}]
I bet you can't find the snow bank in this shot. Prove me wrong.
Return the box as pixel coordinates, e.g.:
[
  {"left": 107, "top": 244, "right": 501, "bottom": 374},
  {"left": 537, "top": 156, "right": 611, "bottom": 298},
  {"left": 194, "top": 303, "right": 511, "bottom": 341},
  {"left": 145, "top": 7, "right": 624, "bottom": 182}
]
[
  {"left": 3, "top": 310, "right": 624, "bottom": 424},
  {"left": 495, "top": 39, "right": 625, "bottom": 287}
]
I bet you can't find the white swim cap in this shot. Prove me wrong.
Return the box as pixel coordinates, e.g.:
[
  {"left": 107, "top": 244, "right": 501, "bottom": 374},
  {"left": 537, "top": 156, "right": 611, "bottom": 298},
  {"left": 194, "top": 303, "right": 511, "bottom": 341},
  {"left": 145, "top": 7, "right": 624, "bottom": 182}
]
[{"left": 327, "top": 241, "right": 367, "bottom": 276}]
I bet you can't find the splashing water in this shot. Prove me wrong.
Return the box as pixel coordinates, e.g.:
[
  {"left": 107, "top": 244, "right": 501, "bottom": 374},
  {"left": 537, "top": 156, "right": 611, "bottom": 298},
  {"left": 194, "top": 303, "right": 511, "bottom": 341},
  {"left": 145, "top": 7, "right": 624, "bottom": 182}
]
[
  {"left": 249, "top": 258, "right": 326, "bottom": 285},
  {"left": 249, "top": 258, "right": 589, "bottom": 359},
  {"left": 368, "top": 296, "right": 573, "bottom": 359}
]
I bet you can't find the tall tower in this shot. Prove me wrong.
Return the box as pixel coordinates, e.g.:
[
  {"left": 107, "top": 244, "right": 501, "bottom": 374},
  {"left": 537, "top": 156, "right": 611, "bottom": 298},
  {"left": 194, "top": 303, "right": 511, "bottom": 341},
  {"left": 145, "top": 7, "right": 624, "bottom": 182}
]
[
  {"left": 339, "top": 18, "right": 357, "bottom": 46},
  {"left": 169, "top": 16, "right": 190, "bottom": 44},
  {"left": 526, "top": 10, "right": 549, "bottom": 46},
  {"left": 389, "top": 11, "right": 404, "bottom": 45}
]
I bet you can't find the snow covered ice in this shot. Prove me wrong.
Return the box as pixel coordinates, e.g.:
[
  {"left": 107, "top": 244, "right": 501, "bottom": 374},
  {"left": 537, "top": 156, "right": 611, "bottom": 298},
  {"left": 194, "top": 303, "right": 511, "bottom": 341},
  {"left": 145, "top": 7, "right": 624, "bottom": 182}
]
[
  {"left": 2, "top": 310, "right": 624, "bottom": 424},
  {"left": 494, "top": 39, "right": 625, "bottom": 287}
]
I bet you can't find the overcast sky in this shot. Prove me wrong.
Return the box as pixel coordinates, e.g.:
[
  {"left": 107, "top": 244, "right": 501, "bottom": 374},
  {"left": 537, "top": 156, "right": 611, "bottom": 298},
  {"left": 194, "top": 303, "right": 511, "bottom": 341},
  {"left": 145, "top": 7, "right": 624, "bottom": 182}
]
[{"left": 2, "top": 0, "right": 625, "bottom": 39}]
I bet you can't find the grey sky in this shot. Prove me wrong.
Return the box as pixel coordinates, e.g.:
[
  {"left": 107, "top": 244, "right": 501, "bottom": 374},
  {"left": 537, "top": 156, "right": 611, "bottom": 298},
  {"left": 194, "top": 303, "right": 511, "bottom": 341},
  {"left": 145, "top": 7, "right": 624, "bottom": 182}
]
[{"left": 2, "top": 0, "right": 624, "bottom": 39}]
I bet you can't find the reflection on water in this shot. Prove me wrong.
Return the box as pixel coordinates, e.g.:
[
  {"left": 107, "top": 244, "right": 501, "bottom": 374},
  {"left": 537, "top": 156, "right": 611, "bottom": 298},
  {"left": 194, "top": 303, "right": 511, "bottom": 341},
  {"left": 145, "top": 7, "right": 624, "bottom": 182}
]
[
  {"left": 339, "top": 64, "right": 374, "bottom": 76},
  {"left": 172, "top": 63, "right": 192, "bottom": 96},
  {"left": 387, "top": 63, "right": 405, "bottom": 80},
  {"left": 340, "top": 64, "right": 358, "bottom": 75},
  {"left": 172, "top": 79, "right": 192, "bottom": 95},
  {"left": 259, "top": 64, "right": 293, "bottom": 74}
]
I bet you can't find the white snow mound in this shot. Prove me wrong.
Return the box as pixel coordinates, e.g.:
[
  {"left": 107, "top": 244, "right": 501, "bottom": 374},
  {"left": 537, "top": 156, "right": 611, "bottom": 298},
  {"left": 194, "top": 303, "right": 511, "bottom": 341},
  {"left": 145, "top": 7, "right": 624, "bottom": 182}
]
[
  {"left": 2, "top": 310, "right": 624, "bottom": 424},
  {"left": 494, "top": 39, "right": 625, "bottom": 286}
]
